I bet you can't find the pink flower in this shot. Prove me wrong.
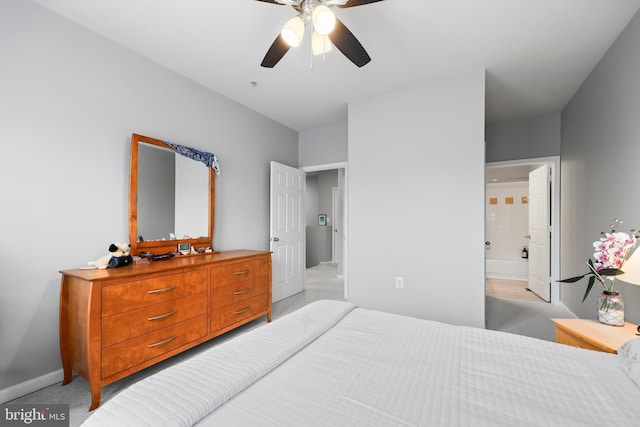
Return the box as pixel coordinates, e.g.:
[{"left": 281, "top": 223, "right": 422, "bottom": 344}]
[{"left": 591, "top": 232, "right": 636, "bottom": 272}]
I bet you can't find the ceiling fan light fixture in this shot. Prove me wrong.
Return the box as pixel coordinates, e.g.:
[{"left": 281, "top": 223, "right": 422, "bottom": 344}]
[
  {"left": 312, "top": 5, "right": 336, "bottom": 35},
  {"left": 281, "top": 15, "right": 305, "bottom": 47},
  {"left": 312, "top": 31, "right": 333, "bottom": 55}
]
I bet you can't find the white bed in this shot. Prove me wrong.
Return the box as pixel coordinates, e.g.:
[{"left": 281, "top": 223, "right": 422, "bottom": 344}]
[{"left": 82, "top": 300, "right": 640, "bottom": 426}]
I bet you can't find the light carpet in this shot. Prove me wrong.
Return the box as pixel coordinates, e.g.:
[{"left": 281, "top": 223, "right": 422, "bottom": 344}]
[{"left": 486, "top": 295, "right": 576, "bottom": 342}]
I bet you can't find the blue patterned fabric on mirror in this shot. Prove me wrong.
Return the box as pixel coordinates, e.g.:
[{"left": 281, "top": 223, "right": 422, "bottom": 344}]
[{"left": 164, "top": 141, "right": 220, "bottom": 175}]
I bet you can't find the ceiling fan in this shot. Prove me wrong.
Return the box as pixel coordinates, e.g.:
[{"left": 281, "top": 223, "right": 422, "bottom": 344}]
[{"left": 256, "top": 0, "right": 385, "bottom": 68}]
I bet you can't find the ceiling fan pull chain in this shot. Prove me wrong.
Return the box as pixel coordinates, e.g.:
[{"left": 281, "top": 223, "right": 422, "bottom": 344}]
[{"left": 322, "top": 35, "right": 328, "bottom": 63}]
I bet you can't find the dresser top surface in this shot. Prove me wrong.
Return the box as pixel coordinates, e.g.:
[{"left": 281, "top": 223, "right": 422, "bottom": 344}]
[
  {"left": 552, "top": 318, "right": 639, "bottom": 352},
  {"left": 60, "top": 250, "right": 271, "bottom": 281}
]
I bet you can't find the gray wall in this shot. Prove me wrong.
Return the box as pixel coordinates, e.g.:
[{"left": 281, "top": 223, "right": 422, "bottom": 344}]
[
  {"left": 299, "top": 121, "right": 348, "bottom": 167},
  {"left": 305, "top": 171, "right": 338, "bottom": 226},
  {"left": 0, "top": 0, "right": 297, "bottom": 398},
  {"left": 317, "top": 171, "right": 339, "bottom": 224},
  {"left": 486, "top": 113, "right": 561, "bottom": 162},
  {"left": 348, "top": 71, "right": 486, "bottom": 328},
  {"left": 305, "top": 171, "right": 338, "bottom": 267},
  {"left": 561, "top": 9, "right": 640, "bottom": 324},
  {"left": 305, "top": 175, "right": 320, "bottom": 225}
]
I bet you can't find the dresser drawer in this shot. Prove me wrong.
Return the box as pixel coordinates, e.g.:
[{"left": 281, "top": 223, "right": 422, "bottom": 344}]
[
  {"left": 102, "top": 292, "right": 208, "bottom": 347},
  {"left": 102, "top": 269, "right": 208, "bottom": 316},
  {"left": 210, "top": 258, "right": 269, "bottom": 288},
  {"left": 210, "top": 276, "right": 269, "bottom": 311},
  {"left": 101, "top": 314, "right": 207, "bottom": 379},
  {"left": 210, "top": 294, "right": 268, "bottom": 332}
]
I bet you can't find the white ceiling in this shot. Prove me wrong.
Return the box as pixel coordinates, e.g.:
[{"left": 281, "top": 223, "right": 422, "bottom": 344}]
[{"left": 33, "top": 0, "right": 640, "bottom": 132}]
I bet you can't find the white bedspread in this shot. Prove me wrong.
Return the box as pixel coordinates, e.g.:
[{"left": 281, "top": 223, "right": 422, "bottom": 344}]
[
  {"left": 82, "top": 300, "right": 355, "bottom": 427},
  {"left": 83, "top": 300, "right": 640, "bottom": 427}
]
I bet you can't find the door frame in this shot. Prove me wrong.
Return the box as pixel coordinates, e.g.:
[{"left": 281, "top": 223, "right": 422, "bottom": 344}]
[
  {"left": 486, "top": 156, "right": 560, "bottom": 305},
  {"left": 332, "top": 186, "right": 339, "bottom": 263},
  {"left": 300, "top": 162, "right": 348, "bottom": 299}
]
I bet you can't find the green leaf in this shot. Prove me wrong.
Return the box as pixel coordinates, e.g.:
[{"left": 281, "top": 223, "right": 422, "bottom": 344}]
[
  {"left": 582, "top": 275, "right": 596, "bottom": 303},
  {"left": 597, "top": 268, "right": 624, "bottom": 276},
  {"left": 557, "top": 274, "right": 588, "bottom": 283}
]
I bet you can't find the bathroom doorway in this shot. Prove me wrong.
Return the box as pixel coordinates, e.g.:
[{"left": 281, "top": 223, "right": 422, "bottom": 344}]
[{"left": 485, "top": 156, "right": 560, "bottom": 304}]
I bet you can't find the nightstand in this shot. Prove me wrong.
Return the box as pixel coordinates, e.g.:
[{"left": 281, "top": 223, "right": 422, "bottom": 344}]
[{"left": 552, "top": 318, "right": 639, "bottom": 354}]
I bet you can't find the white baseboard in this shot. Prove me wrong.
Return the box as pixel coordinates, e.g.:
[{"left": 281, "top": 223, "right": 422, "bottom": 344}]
[{"left": 0, "top": 369, "right": 63, "bottom": 404}]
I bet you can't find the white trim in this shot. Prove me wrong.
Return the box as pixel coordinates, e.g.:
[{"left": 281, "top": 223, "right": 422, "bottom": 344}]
[
  {"left": 0, "top": 369, "right": 64, "bottom": 404},
  {"left": 486, "top": 156, "right": 561, "bottom": 305},
  {"left": 301, "top": 162, "right": 346, "bottom": 173},
  {"left": 331, "top": 186, "right": 339, "bottom": 263},
  {"left": 300, "top": 162, "right": 349, "bottom": 299}
]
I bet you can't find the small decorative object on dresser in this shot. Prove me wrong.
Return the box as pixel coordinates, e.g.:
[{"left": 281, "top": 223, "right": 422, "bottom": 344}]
[
  {"left": 59, "top": 250, "right": 272, "bottom": 410},
  {"left": 87, "top": 242, "right": 132, "bottom": 270},
  {"left": 558, "top": 219, "right": 639, "bottom": 326},
  {"left": 318, "top": 214, "right": 327, "bottom": 226}
]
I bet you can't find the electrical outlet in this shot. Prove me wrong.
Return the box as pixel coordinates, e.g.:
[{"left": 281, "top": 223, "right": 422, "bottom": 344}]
[{"left": 395, "top": 276, "right": 404, "bottom": 289}]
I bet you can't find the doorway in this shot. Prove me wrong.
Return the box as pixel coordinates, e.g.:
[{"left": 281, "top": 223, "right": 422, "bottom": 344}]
[
  {"left": 300, "top": 162, "right": 348, "bottom": 299},
  {"left": 485, "top": 156, "right": 560, "bottom": 305}
]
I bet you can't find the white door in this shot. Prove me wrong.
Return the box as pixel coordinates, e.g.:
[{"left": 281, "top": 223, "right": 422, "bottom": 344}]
[
  {"left": 528, "top": 164, "right": 551, "bottom": 301},
  {"left": 270, "top": 161, "right": 304, "bottom": 302}
]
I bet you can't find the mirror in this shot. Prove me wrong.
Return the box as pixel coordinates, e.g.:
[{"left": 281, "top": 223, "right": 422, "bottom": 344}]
[{"left": 129, "top": 133, "right": 215, "bottom": 255}]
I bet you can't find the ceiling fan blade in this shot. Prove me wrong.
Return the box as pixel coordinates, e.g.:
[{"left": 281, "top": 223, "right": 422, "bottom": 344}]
[
  {"left": 338, "top": 0, "right": 385, "bottom": 8},
  {"left": 328, "top": 18, "right": 371, "bottom": 67},
  {"left": 254, "top": 0, "right": 285, "bottom": 4},
  {"left": 261, "top": 34, "right": 291, "bottom": 68}
]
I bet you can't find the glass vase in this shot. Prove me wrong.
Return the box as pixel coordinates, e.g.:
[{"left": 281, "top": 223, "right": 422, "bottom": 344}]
[{"left": 597, "top": 291, "right": 625, "bottom": 326}]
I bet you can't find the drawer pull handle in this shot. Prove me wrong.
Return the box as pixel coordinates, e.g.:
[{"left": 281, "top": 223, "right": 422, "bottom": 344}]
[
  {"left": 234, "top": 289, "right": 250, "bottom": 295},
  {"left": 234, "top": 307, "right": 250, "bottom": 315},
  {"left": 147, "top": 311, "right": 176, "bottom": 321},
  {"left": 234, "top": 270, "right": 250, "bottom": 275},
  {"left": 147, "top": 286, "right": 177, "bottom": 294},
  {"left": 147, "top": 336, "right": 176, "bottom": 348}
]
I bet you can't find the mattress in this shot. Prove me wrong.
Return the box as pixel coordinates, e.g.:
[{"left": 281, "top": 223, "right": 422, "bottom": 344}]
[{"left": 82, "top": 300, "right": 640, "bottom": 427}]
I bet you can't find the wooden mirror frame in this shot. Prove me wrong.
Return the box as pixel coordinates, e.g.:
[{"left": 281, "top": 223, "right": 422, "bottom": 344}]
[{"left": 128, "top": 133, "right": 215, "bottom": 256}]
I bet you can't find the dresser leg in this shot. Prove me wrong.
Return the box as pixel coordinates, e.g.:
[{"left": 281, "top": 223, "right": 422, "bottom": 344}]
[
  {"left": 267, "top": 311, "right": 272, "bottom": 322},
  {"left": 60, "top": 278, "right": 72, "bottom": 386},
  {"left": 61, "top": 366, "right": 72, "bottom": 385},
  {"left": 89, "top": 386, "right": 101, "bottom": 411}
]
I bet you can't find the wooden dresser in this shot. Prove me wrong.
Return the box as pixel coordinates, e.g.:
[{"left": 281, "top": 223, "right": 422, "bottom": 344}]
[{"left": 59, "top": 250, "right": 271, "bottom": 410}]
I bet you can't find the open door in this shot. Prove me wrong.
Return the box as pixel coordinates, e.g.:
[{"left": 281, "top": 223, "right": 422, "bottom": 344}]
[
  {"left": 528, "top": 164, "right": 551, "bottom": 301},
  {"left": 270, "top": 161, "right": 304, "bottom": 302}
]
